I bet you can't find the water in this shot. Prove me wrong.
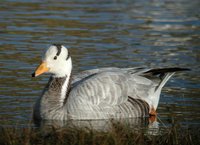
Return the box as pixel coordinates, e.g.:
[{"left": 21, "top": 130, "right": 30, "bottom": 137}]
[{"left": 0, "top": 0, "right": 199, "bottom": 130}]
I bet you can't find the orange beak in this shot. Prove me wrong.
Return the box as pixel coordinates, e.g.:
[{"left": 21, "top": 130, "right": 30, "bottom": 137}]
[{"left": 32, "top": 62, "right": 49, "bottom": 77}]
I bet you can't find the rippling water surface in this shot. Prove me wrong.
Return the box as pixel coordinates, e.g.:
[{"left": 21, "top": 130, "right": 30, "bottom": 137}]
[{"left": 0, "top": 0, "right": 199, "bottom": 129}]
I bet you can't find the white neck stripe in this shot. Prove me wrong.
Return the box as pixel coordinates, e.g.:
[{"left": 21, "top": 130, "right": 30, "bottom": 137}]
[{"left": 60, "top": 73, "right": 71, "bottom": 105}]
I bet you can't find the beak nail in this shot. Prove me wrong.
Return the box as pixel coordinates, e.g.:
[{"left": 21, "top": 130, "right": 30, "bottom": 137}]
[{"left": 32, "top": 73, "right": 36, "bottom": 77}]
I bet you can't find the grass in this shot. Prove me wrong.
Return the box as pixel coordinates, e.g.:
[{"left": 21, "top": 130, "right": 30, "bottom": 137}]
[{"left": 0, "top": 120, "right": 199, "bottom": 145}]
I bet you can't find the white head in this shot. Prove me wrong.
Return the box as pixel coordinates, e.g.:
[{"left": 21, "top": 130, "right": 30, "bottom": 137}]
[{"left": 32, "top": 44, "right": 72, "bottom": 78}]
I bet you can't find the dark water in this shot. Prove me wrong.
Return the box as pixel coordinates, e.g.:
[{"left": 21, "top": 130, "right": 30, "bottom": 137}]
[{"left": 0, "top": 0, "right": 199, "bottom": 130}]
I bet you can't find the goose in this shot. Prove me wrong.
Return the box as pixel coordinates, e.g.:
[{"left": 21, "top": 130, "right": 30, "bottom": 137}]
[{"left": 32, "top": 44, "right": 189, "bottom": 121}]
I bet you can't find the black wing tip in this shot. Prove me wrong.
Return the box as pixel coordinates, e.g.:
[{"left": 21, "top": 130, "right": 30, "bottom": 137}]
[
  {"left": 170, "top": 67, "right": 191, "bottom": 72},
  {"left": 180, "top": 68, "right": 191, "bottom": 71},
  {"left": 145, "top": 67, "right": 191, "bottom": 75}
]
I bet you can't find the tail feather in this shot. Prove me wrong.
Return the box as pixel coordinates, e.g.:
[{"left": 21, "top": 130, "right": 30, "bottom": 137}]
[
  {"left": 157, "top": 73, "right": 174, "bottom": 91},
  {"left": 145, "top": 67, "right": 190, "bottom": 111}
]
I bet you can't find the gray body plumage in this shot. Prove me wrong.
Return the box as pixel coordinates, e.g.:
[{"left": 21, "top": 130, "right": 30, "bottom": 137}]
[
  {"left": 33, "top": 67, "right": 174, "bottom": 120},
  {"left": 33, "top": 44, "right": 188, "bottom": 121}
]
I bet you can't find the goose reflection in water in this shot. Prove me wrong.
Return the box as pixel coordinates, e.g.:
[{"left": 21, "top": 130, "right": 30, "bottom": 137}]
[{"left": 34, "top": 116, "right": 159, "bottom": 136}]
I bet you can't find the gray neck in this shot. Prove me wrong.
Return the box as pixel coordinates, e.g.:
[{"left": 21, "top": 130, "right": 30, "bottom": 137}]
[
  {"left": 34, "top": 75, "right": 71, "bottom": 121},
  {"left": 47, "top": 75, "right": 71, "bottom": 99}
]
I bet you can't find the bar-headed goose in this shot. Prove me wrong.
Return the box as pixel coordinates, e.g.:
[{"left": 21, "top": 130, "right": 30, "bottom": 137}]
[{"left": 32, "top": 44, "right": 189, "bottom": 121}]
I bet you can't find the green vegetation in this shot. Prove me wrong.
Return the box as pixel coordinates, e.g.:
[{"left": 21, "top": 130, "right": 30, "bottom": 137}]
[{"left": 0, "top": 121, "right": 199, "bottom": 145}]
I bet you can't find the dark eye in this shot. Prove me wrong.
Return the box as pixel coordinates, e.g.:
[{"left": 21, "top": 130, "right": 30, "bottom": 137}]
[{"left": 54, "top": 56, "right": 57, "bottom": 60}]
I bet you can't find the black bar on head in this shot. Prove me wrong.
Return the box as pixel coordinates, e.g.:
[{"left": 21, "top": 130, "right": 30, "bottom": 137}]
[
  {"left": 66, "top": 51, "right": 70, "bottom": 60},
  {"left": 53, "top": 44, "right": 62, "bottom": 56}
]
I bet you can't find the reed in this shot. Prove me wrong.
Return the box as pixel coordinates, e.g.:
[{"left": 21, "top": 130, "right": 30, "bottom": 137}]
[{"left": 0, "top": 121, "right": 199, "bottom": 145}]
